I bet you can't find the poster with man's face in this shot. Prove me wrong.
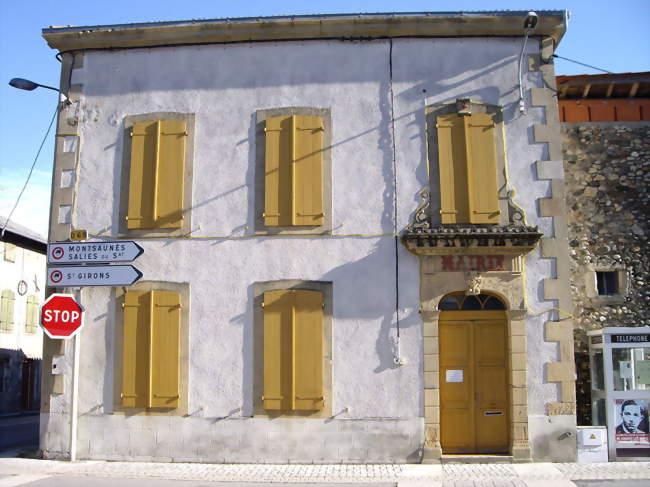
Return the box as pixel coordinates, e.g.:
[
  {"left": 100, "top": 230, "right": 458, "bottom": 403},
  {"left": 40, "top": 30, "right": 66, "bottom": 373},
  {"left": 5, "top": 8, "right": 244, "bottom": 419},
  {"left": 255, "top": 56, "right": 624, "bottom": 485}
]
[{"left": 615, "top": 399, "right": 650, "bottom": 445}]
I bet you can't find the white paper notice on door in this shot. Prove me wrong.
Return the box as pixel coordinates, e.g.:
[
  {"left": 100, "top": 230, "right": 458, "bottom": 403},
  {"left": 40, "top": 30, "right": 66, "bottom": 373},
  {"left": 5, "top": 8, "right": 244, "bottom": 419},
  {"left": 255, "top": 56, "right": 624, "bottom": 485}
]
[{"left": 446, "top": 369, "right": 464, "bottom": 383}]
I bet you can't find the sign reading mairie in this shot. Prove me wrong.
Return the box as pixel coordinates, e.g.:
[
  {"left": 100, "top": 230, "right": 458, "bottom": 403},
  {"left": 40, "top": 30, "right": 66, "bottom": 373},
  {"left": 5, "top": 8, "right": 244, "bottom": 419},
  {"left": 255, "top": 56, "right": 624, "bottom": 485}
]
[
  {"left": 441, "top": 255, "right": 506, "bottom": 272},
  {"left": 47, "top": 241, "right": 144, "bottom": 264}
]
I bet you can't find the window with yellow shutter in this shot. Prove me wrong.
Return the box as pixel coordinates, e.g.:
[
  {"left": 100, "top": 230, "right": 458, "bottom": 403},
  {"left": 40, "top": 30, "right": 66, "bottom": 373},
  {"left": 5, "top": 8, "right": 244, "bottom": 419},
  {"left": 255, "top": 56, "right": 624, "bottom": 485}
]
[
  {"left": 121, "top": 289, "right": 181, "bottom": 409},
  {"left": 427, "top": 102, "right": 506, "bottom": 226},
  {"left": 121, "top": 114, "right": 194, "bottom": 236},
  {"left": 0, "top": 290, "right": 15, "bottom": 332},
  {"left": 256, "top": 108, "right": 332, "bottom": 233},
  {"left": 25, "top": 295, "right": 39, "bottom": 334},
  {"left": 254, "top": 281, "right": 332, "bottom": 416}
]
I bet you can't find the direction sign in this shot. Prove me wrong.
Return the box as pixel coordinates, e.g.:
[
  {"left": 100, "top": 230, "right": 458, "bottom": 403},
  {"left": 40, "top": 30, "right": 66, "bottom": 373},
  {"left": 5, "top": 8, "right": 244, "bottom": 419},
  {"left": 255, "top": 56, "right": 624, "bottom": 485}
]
[
  {"left": 40, "top": 294, "right": 85, "bottom": 339},
  {"left": 47, "top": 265, "right": 143, "bottom": 287},
  {"left": 47, "top": 241, "right": 144, "bottom": 264}
]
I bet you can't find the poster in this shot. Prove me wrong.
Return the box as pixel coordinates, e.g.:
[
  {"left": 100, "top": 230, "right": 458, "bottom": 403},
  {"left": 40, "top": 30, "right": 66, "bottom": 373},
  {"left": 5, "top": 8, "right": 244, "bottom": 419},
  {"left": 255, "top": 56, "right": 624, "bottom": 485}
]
[{"left": 615, "top": 399, "right": 650, "bottom": 445}]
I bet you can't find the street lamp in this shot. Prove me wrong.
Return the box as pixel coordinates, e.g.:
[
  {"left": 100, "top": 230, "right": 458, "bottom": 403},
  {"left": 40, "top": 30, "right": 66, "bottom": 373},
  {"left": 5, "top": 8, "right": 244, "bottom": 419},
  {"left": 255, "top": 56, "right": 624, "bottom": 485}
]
[{"left": 9, "top": 77, "right": 71, "bottom": 105}]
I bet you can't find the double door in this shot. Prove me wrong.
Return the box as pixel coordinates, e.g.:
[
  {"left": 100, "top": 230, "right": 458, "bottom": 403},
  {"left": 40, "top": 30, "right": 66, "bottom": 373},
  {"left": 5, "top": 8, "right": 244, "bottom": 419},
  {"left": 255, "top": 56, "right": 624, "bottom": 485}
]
[{"left": 440, "top": 313, "right": 509, "bottom": 453}]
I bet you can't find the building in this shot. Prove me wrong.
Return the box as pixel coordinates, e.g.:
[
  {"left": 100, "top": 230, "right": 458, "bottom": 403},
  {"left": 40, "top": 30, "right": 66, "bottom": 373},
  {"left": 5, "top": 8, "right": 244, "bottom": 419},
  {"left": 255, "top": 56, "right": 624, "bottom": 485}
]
[
  {"left": 557, "top": 72, "right": 650, "bottom": 427},
  {"left": 0, "top": 217, "right": 46, "bottom": 414},
  {"left": 39, "top": 11, "right": 576, "bottom": 463}
]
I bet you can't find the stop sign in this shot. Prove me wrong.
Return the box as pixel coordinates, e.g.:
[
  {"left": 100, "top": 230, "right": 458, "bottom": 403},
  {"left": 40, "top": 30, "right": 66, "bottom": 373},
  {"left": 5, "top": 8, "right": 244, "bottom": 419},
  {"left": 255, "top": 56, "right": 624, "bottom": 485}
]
[{"left": 40, "top": 294, "right": 85, "bottom": 339}]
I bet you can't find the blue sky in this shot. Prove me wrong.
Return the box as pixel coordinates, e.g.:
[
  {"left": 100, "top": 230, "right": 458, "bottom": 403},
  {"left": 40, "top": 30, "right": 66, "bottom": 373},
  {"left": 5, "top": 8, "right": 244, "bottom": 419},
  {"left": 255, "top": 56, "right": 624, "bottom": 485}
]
[{"left": 1, "top": 0, "right": 649, "bottom": 237}]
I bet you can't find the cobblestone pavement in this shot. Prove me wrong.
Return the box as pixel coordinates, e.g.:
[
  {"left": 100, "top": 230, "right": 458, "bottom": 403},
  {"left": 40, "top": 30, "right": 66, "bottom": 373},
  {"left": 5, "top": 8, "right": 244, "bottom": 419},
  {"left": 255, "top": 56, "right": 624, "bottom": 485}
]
[{"left": 0, "top": 459, "right": 648, "bottom": 486}]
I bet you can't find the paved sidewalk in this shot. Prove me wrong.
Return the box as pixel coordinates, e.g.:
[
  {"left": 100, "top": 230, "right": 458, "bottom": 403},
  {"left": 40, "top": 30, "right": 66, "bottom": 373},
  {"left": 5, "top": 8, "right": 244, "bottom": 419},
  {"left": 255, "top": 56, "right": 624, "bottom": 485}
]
[{"left": 0, "top": 458, "right": 649, "bottom": 486}]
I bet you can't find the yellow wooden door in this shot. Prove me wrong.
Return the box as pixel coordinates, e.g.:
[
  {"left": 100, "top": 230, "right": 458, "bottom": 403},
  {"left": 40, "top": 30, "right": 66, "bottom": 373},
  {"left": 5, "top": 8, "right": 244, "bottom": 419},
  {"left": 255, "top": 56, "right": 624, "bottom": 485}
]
[{"left": 440, "top": 312, "right": 509, "bottom": 454}]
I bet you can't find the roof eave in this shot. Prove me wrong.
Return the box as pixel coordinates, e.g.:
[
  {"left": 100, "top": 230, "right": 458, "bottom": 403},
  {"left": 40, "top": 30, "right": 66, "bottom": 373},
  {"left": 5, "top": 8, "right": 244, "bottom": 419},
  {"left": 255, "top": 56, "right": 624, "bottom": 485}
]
[{"left": 42, "top": 12, "right": 567, "bottom": 53}]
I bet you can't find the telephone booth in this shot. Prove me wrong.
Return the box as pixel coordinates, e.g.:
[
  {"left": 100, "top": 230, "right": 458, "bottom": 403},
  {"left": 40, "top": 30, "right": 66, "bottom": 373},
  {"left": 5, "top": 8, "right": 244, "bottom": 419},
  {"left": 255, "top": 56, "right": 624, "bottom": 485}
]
[{"left": 588, "top": 327, "right": 650, "bottom": 461}]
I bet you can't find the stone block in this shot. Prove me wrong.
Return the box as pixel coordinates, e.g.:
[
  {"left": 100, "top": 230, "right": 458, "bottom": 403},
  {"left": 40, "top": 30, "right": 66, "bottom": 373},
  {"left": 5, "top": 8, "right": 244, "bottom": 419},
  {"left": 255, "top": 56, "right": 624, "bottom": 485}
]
[
  {"left": 511, "top": 353, "right": 527, "bottom": 371},
  {"left": 423, "top": 320, "right": 438, "bottom": 337},
  {"left": 511, "top": 371, "right": 527, "bottom": 387},
  {"left": 536, "top": 160, "right": 565, "bottom": 180},
  {"left": 547, "top": 361, "right": 576, "bottom": 383},
  {"left": 512, "top": 405, "right": 528, "bottom": 422},
  {"left": 512, "top": 387, "right": 528, "bottom": 406},
  {"left": 424, "top": 354, "right": 439, "bottom": 372},
  {"left": 424, "top": 372, "right": 438, "bottom": 389},
  {"left": 425, "top": 406, "right": 439, "bottom": 424},
  {"left": 424, "top": 388, "right": 439, "bottom": 407},
  {"left": 510, "top": 335, "right": 526, "bottom": 354},
  {"left": 424, "top": 337, "right": 437, "bottom": 355}
]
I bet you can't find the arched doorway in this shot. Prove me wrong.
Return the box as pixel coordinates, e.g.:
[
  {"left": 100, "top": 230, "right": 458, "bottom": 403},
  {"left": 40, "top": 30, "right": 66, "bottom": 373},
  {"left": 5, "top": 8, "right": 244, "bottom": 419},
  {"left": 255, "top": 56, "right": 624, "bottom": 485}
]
[{"left": 439, "top": 292, "right": 509, "bottom": 454}]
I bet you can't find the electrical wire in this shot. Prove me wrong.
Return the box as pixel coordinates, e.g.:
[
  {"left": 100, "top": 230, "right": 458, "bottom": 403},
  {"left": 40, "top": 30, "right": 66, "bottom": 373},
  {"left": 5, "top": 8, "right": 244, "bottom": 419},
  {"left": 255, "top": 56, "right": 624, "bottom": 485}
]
[
  {"left": 1, "top": 104, "right": 59, "bottom": 239},
  {"left": 552, "top": 54, "right": 612, "bottom": 74},
  {"left": 387, "top": 38, "right": 403, "bottom": 365}
]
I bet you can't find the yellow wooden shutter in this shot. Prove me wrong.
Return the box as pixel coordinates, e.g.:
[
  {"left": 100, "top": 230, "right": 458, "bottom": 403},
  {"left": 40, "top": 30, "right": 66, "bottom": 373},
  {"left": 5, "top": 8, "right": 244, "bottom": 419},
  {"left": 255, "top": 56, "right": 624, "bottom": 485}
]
[
  {"left": 466, "top": 113, "right": 500, "bottom": 224},
  {"left": 0, "top": 290, "right": 15, "bottom": 332},
  {"left": 128, "top": 122, "right": 157, "bottom": 229},
  {"left": 156, "top": 121, "right": 186, "bottom": 229},
  {"left": 293, "top": 115, "right": 324, "bottom": 226},
  {"left": 25, "top": 295, "right": 39, "bottom": 333},
  {"left": 436, "top": 114, "right": 469, "bottom": 223},
  {"left": 3, "top": 243, "right": 16, "bottom": 262},
  {"left": 150, "top": 290, "right": 181, "bottom": 408},
  {"left": 293, "top": 290, "right": 324, "bottom": 411},
  {"left": 262, "top": 290, "right": 292, "bottom": 410},
  {"left": 128, "top": 120, "right": 186, "bottom": 229},
  {"left": 264, "top": 116, "right": 293, "bottom": 226},
  {"left": 121, "top": 291, "right": 151, "bottom": 408}
]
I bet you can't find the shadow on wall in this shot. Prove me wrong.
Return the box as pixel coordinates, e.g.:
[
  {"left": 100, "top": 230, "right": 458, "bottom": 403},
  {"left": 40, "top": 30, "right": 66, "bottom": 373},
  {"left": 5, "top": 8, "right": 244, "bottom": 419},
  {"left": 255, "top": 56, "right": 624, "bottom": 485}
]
[
  {"left": 232, "top": 237, "right": 420, "bottom": 415},
  {"left": 0, "top": 349, "right": 41, "bottom": 414}
]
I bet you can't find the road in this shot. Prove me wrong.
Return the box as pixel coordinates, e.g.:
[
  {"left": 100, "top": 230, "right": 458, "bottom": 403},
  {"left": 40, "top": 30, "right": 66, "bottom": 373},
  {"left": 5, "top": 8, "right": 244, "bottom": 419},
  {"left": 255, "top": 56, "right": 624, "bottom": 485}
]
[{"left": 0, "top": 415, "right": 39, "bottom": 452}]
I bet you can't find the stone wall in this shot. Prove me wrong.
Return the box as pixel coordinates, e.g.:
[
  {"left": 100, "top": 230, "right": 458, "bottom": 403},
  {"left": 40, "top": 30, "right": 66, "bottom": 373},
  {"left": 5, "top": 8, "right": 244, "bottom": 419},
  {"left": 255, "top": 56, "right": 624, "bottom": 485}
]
[{"left": 562, "top": 122, "right": 650, "bottom": 424}]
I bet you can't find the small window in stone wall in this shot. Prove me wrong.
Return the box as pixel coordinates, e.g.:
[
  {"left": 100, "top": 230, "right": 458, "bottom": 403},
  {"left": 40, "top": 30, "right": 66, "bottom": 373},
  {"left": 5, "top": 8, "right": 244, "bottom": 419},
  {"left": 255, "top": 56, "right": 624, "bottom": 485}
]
[{"left": 596, "top": 271, "right": 618, "bottom": 296}]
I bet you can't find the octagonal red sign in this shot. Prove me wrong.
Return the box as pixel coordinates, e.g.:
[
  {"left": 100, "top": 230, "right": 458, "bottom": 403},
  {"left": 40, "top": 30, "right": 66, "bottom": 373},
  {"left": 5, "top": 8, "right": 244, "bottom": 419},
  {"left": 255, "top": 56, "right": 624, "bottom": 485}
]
[{"left": 40, "top": 294, "right": 85, "bottom": 339}]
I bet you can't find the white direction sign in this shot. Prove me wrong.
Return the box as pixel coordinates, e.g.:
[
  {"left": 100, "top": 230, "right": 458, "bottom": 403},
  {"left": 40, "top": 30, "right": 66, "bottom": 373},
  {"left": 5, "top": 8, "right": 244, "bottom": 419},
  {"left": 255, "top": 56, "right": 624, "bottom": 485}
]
[
  {"left": 47, "top": 241, "right": 144, "bottom": 264},
  {"left": 47, "top": 265, "right": 143, "bottom": 287}
]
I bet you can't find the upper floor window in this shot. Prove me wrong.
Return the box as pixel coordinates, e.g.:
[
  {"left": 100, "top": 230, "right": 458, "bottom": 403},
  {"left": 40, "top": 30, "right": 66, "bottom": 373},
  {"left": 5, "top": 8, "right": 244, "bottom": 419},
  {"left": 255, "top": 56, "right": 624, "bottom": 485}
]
[
  {"left": 126, "top": 120, "right": 188, "bottom": 230},
  {"left": 264, "top": 114, "right": 325, "bottom": 227},
  {"left": 25, "top": 295, "right": 39, "bottom": 334},
  {"left": 427, "top": 100, "right": 506, "bottom": 226},
  {"left": 3, "top": 243, "right": 16, "bottom": 262},
  {"left": 0, "top": 290, "right": 15, "bottom": 332},
  {"left": 120, "top": 114, "right": 194, "bottom": 236}
]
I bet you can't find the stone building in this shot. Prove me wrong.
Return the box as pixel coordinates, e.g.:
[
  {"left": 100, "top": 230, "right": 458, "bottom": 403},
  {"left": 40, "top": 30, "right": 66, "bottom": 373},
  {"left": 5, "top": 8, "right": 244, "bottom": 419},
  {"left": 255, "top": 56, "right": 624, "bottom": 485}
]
[
  {"left": 39, "top": 11, "right": 577, "bottom": 463},
  {"left": 558, "top": 72, "right": 650, "bottom": 425},
  {"left": 0, "top": 217, "right": 46, "bottom": 414}
]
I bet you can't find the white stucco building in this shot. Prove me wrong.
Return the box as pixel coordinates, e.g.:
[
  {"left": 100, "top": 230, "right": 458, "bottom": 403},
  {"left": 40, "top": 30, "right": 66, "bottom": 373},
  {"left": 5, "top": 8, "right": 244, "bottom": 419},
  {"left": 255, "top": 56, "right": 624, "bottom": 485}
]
[
  {"left": 1, "top": 217, "right": 46, "bottom": 414},
  {"left": 39, "top": 11, "right": 577, "bottom": 463}
]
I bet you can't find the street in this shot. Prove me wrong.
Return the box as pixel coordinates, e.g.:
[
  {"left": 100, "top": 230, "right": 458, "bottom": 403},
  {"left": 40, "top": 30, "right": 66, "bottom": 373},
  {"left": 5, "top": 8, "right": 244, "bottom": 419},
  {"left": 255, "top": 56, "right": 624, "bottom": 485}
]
[{"left": 0, "top": 415, "right": 38, "bottom": 453}]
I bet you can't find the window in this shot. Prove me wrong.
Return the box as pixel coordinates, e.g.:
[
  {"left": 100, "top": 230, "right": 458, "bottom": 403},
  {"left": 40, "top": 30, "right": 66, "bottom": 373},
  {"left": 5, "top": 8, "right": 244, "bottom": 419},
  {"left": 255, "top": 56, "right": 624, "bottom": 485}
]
[
  {"left": 596, "top": 271, "right": 618, "bottom": 296},
  {"left": 126, "top": 120, "right": 187, "bottom": 230},
  {"left": 427, "top": 101, "right": 507, "bottom": 226},
  {"left": 121, "top": 290, "right": 181, "bottom": 408},
  {"left": 120, "top": 114, "right": 194, "bottom": 236},
  {"left": 264, "top": 115, "right": 324, "bottom": 227},
  {"left": 0, "top": 290, "right": 15, "bottom": 332},
  {"left": 262, "top": 289, "right": 324, "bottom": 411},
  {"left": 3, "top": 243, "right": 16, "bottom": 262},
  {"left": 25, "top": 295, "right": 39, "bottom": 334},
  {"left": 436, "top": 111, "right": 500, "bottom": 224}
]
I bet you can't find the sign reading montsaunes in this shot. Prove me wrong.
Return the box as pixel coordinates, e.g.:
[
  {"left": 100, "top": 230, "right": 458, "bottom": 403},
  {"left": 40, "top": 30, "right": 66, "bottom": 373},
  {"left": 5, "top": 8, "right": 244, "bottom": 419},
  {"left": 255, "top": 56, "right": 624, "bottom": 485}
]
[{"left": 48, "top": 241, "right": 144, "bottom": 264}]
